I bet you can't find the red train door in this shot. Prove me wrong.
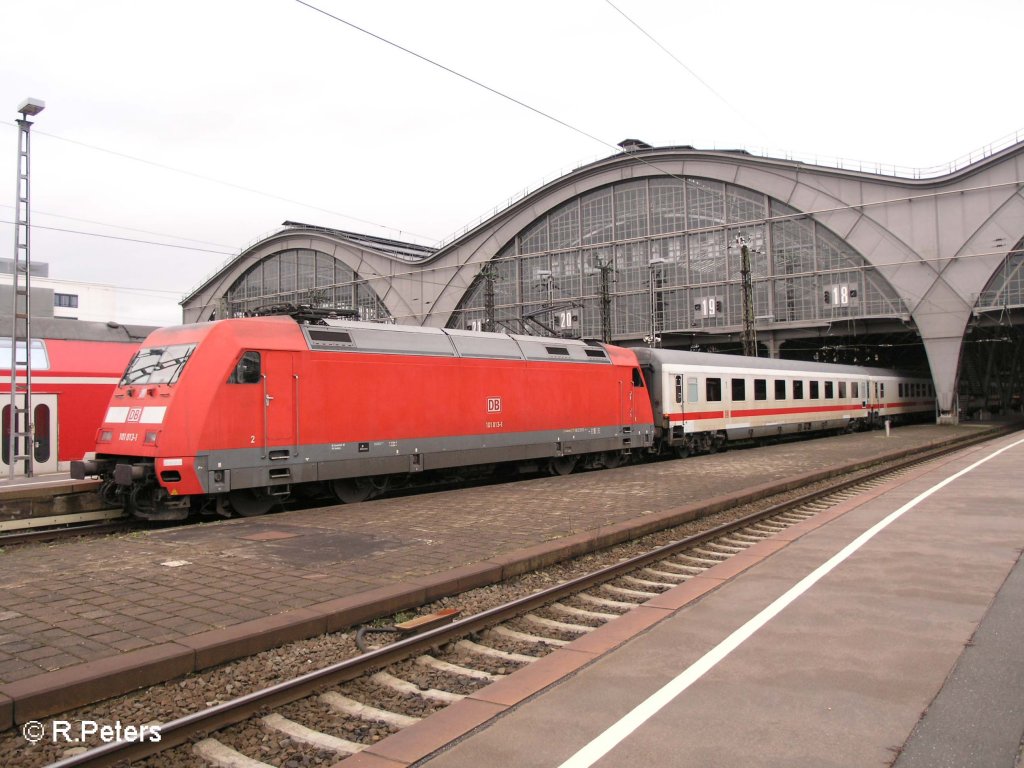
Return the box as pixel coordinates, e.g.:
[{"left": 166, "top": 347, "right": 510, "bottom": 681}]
[
  {"left": 1, "top": 393, "right": 58, "bottom": 475},
  {"left": 261, "top": 352, "right": 295, "bottom": 452}
]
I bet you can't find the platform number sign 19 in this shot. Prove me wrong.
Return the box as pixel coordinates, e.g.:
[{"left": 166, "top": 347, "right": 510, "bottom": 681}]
[{"left": 694, "top": 296, "right": 723, "bottom": 319}]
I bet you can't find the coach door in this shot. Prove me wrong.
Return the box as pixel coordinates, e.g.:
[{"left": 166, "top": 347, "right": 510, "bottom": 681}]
[
  {"left": 261, "top": 352, "right": 296, "bottom": 456},
  {"left": 1, "top": 393, "right": 59, "bottom": 475}
]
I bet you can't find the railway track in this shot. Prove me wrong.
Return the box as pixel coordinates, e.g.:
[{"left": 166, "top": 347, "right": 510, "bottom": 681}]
[{"left": 39, "top": 442, "right": 955, "bottom": 768}]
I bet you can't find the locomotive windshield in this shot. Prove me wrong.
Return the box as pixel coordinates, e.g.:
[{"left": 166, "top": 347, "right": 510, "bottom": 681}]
[{"left": 120, "top": 343, "right": 197, "bottom": 386}]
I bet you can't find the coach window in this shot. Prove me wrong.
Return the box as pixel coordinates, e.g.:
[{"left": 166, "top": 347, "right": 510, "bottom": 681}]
[
  {"left": 754, "top": 378, "right": 767, "bottom": 401},
  {"left": 879, "top": 383, "right": 885, "bottom": 398},
  {"left": 706, "top": 377, "right": 722, "bottom": 402},
  {"left": 774, "top": 379, "right": 786, "bottom": 400},
  {"left": 687, "top": 377, "right": 699, "bottom": 403},
  {"left": 824, "top": 381, "right": 834, "bottom": 399},
  {"left": 810, "top": 381, "right": 820, "bottom": 399},
  {"left": 793, "top": 380, "right": 804, "bottom": 399},
  {"left": 851, "top": 381, "right": 859, "bottom": 399},
  {"left": 838, "top": 381, "right": 847, "bottom": 399},
  {"left": 228, "top": 351, "right": 262, "bottom": 384},
  {"left": 731, "top": 378, "right": 746, "bottom": 401}
]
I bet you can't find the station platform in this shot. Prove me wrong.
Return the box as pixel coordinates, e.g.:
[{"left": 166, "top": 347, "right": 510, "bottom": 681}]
[
  {"left": 409, "top": 430, "right": 1024, "bottom": 768},
  {"left": 0, "top": 422, "right": 1016, "bottom": 732}
]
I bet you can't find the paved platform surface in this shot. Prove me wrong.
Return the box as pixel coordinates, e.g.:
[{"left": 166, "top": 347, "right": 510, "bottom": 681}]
[
  {"left": 412, "top": 430, "right": 1024, "bottom": 768},
  {"left": 0, "top": 422, "right": 1012, "bottom": 728}
]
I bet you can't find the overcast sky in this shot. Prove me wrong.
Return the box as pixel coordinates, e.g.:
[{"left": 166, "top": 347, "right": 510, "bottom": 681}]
[{"left": 1, "top": 0, "right": 1021, "bottom": 326}]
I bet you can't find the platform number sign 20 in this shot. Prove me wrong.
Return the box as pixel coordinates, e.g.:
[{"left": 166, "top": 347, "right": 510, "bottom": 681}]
[{"left": 487, "top": 397, "right": 502, "bottom": 413}]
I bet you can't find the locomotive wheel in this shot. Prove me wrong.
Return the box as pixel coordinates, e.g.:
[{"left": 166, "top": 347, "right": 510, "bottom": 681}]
[
  {"left": 229, "top": 488, "right": 276, "bottom": 516},
  {"left": 547, "top": 455, "right": 578, "bottom": 476},
  {"left": 330, "top": 477, "right": 375, "bottom": 504},
  {"left": 599, "top": 451, "right": 624, "bottom": 469},
  {"left": 673, "top": 443, "right": 690, "bottom": 459}
]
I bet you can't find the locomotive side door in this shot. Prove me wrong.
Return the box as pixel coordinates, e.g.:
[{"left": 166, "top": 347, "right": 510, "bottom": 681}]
[{"left": 261, "top": 351, "right": 296, "bottom": 454}]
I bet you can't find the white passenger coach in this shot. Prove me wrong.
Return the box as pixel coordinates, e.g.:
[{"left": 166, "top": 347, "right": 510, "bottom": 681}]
[{"left": 633, "top": 348, "right": 935, "bottom": 457}]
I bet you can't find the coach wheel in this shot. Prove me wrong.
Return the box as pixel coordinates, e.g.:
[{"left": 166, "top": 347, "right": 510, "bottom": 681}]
[
  {"left": 229, "top": 488, "right": 276, "bottom": 516},
  {"left": 673, "top": 444, "right": 690, "bottom": 459},
  {"left": 547, "top": 456, "right": 578, "bottom": 476}
]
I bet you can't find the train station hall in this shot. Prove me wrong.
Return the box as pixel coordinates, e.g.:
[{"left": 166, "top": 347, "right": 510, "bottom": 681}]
[{"left": 181, "top": 139, "right": 1024, "bottom": 423}]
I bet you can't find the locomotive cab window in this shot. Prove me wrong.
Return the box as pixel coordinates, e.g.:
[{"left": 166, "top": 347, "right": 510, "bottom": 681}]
[
  {"left": 121, "top": 343, "right": 196, "bottom": 386},
  {"left": 228, "top": 351, "right": 262, "bottom": 384},
  {"left": 632, "top": 368, "right": 645, "bottom": 388}
]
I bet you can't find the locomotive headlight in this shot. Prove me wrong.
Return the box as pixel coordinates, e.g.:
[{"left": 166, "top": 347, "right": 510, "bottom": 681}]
[
  {"left": 144, "top": 430, "right": 160, "bottom": 445},
  {"left": 98, "top": 429, "right": 113, "bottom": 443}
]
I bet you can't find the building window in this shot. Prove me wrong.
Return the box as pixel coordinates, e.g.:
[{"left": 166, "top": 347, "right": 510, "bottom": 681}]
[{"left": 54, "top": 293, "right": 79, "bottom": 308}]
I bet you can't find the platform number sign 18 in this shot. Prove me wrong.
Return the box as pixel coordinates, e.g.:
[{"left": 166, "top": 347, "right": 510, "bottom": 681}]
[{"left": 824, "top": 283, "right": 859, "bottom": 306}]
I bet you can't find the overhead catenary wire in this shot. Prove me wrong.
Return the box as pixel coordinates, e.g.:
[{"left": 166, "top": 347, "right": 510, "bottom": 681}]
[
  {"left": 290, "top": 0, "right": 693, "bottom": 188},
  {"left": 602, "top": 0, "right": 756, "bottom": 132},
  {"left": 0, "top": 120, "right": 438, "bottom": 246},
  {"left": 0, "top": 204, "right": 236, "bottom": 250}
]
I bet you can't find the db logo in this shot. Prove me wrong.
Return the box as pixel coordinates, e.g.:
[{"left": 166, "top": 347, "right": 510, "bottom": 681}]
[
  {"left": 486, "top": 397, "right": 502, "bottom": 413},
  {"left": 127, "top": 408, "right": 143, "bottom": 423}
]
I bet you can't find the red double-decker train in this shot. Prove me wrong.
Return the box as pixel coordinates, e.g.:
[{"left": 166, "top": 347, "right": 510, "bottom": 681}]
[{"left": 1, "top": 318, "right": 150, "bottom": 475}]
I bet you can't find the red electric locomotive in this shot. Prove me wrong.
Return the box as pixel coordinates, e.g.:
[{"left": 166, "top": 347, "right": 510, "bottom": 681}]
[
  {"left": 1, "top": 318, "right": 151, "bottom": 474},
  {"left": 72, "top": 313, "right": 655, "bottom": 520}
]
